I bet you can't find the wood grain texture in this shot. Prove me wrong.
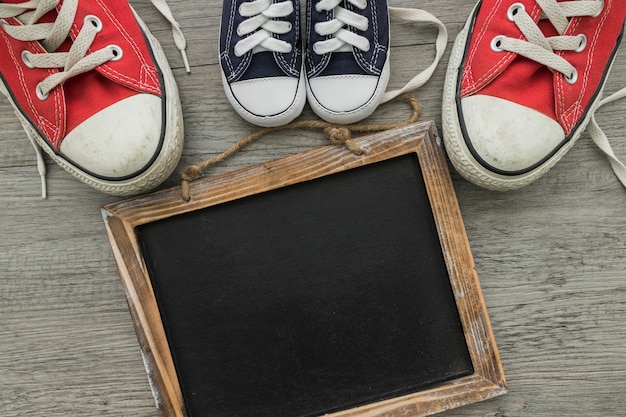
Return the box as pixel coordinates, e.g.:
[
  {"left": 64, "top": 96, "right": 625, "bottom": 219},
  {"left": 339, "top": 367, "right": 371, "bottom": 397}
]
[{"left": 2, "top": 0, "right": 626, "bottom": 416}]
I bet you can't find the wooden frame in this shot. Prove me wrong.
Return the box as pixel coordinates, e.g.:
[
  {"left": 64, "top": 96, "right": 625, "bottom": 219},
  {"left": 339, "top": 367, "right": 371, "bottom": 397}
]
[{"left": 102, "top": 120, "right": 506, "bottom": 417}]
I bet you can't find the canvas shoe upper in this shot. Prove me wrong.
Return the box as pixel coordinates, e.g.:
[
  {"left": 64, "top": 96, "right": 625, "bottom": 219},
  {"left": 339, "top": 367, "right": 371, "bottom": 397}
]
[
  {"left": 305, "top": 0, "right": 390, "bottom": 124},
  {"left": 0, "top": 0, "right": 187, "bottom": 197},
  {"left": 442, "top": 0, "right": 626, "bottom": 191},
  {"left": 219, "top": 0, "right": 306, "bottom": 127}
]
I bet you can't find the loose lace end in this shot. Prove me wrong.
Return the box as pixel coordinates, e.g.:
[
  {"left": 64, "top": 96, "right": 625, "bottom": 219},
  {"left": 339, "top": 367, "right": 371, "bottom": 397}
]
[
  {"left": 34, "top": 145, "right": 47, "bottom": 199},
  {"left": 381, "top": 7, "right": 448, "bottom": 104},
  {"left": 28, "top": 136, "right": 47, "bottom": 199},
  {"left": 150, "top": 0, "right": 191, "bottom": 73},
  {"left": 40, "top": 174, "right": 47, "bottom": 199},
  {"left": 587, "top": 86, "right": 626, "bottom": 189},
  {"left": 180, "top": 48, "right": 191, "bottom": 73}
]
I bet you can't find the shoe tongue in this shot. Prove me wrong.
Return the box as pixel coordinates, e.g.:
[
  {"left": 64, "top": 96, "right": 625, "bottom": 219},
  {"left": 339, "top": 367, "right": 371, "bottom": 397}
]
[
  {"left": 8, "top": 1, "right": 69, "bottom": 52},
  {"left": 537, "top": 17, "right": 560, "bottom": 38},
  {"left": 4, "top": 0, "right": 60, "bottom": 26}
]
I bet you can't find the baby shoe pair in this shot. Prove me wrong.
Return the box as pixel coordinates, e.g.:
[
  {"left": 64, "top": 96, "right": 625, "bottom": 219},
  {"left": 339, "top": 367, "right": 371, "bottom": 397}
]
[{"left": 219, "top": 0, "right": 391, "bottom": 126}]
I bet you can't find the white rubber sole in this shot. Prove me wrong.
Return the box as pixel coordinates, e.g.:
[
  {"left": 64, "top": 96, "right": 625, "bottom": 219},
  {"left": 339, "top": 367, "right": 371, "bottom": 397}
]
[{"left": 441, "top": 5, "right": 614, "bottom": 191}]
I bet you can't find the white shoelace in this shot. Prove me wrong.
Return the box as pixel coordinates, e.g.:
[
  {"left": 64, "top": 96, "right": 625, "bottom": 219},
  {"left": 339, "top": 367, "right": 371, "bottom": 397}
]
[
  {"left": 494, "top": 0, "right": 626, "bottom": 188},
  {"left": 382, "top": 7, "right": 447, "bottom": 103},
  {"left": 0, "top": 0, "right": 189, "bottom": 198},
  {"left": 588, "top": 87, "right": 626, "bottom": 188},
  {"left": 494, "top": 0, "right": 603, "bottom": 82},
  {"left": 314, "top": 0, "right": 369, "bottom": 54},
  {"left": 151, "top": 0, "right": 190, "bottom": 72},
  {"left": 234, "top": 0, "right": 294, "bottom": 57}
]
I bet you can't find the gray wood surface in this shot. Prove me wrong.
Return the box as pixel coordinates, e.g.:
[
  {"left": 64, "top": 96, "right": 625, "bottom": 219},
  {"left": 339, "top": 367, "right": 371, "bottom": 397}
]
[{"left": 1, "top": 0, "right": 625, "bottom": 416}]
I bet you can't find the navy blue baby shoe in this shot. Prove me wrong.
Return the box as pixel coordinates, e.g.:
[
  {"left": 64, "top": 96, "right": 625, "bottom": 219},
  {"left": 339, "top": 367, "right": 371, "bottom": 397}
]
[
  {"left": 305, "top": 0, "right": 390, "bottom": 124},
  {"left": 220, "top": 0, "right": 306, "bottom": 127}
]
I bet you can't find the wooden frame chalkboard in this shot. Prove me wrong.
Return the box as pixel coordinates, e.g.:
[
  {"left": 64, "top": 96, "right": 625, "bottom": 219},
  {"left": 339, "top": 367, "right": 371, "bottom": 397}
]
[{"left": 102, "top": 120, "right": 506, "bottom": 417}]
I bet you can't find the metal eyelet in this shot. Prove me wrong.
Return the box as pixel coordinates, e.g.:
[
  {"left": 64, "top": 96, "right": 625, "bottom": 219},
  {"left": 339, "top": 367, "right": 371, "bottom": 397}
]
[
  {"left": 107, "top": 45, "right": 123, "bottom": 61},
  {"left": 575, "top": 34, "right": 587, "bottom": 53},
  {"left": 564, "top": 68, "right": 578, "bottom": 85},
  {"left": 84, "top": 15, "right": 103, "bottom": 32},
  {"left": 21, "top": 50, "right": 35, "bottom": 68},
  {"left": 36, "top": 84, "right": 49, "bottom": 100},
  {"left": 507, "top": 3, "right": 525, "bottom": 21},
  {"left": 491, "top": 35, "right": 506, "bottom": 52}
]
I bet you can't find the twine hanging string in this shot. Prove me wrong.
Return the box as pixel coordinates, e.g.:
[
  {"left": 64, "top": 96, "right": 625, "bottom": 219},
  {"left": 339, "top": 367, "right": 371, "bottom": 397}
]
[{"left": 180, "top": 93, "right": 421, "bottom": 201}]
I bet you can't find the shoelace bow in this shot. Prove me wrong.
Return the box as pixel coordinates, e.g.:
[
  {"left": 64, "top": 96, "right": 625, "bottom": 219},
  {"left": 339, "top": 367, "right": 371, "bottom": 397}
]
[
  {"left": 0, "top": 0, "right": 189, "bottom": 198},
  {"left": 496, "top": 0, "right": 626, "bottom": 188},
  {"left": 234, "top": 0, "right": 294, "bottom": 56}
]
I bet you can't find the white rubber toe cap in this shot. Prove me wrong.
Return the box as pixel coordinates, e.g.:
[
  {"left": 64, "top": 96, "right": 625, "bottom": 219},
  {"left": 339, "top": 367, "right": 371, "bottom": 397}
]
[
  {"left": 60, "top": 94, "right": 162, "bottom": 179},
  {"left": 229, "top": 76, "right": 304, "bottom": 126},
  {"left": 461, "top": 95, "right": 565, "bottom": 172},
  {"left": 307, "top": 74, "right": 382, "bottom": 124},
  {"left": 308, "top": 74, "right": 378, "bottom": 111}
]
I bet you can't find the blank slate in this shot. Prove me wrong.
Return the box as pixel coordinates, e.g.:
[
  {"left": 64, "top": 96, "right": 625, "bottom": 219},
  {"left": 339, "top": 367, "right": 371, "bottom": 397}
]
[{"left": 102, "top": 120, "right": 506, "bottom": 417}]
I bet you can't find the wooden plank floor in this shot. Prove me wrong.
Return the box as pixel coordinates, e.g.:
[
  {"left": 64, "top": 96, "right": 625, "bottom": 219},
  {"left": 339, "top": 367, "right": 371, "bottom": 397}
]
[{"left": 1, "top": 0, "right": 625, "bottom": 415}]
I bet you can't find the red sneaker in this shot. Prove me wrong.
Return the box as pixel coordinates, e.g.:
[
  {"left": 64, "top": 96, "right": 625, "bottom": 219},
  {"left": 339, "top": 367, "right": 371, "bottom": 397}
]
[
  {"left": 0, "top": 0, "right": 187, "bottom": 197},
  {"left": 443, "top": 0, "right": 625, "bottom": 190}
]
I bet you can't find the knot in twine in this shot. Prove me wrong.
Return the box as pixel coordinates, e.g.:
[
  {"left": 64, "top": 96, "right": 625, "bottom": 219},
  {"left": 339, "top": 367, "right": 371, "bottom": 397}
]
[
  {"left": 181, "top": 93, "right": 421, "bottom": 201},
  {"left": 324, "top": 126, "right": 364, "bottom": 156},
  {"left": 180, "top": 165, "right": 200, "bottom": 183},
  {"left": 325, "top": 126, "right": 352, "bottom": 143}
]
